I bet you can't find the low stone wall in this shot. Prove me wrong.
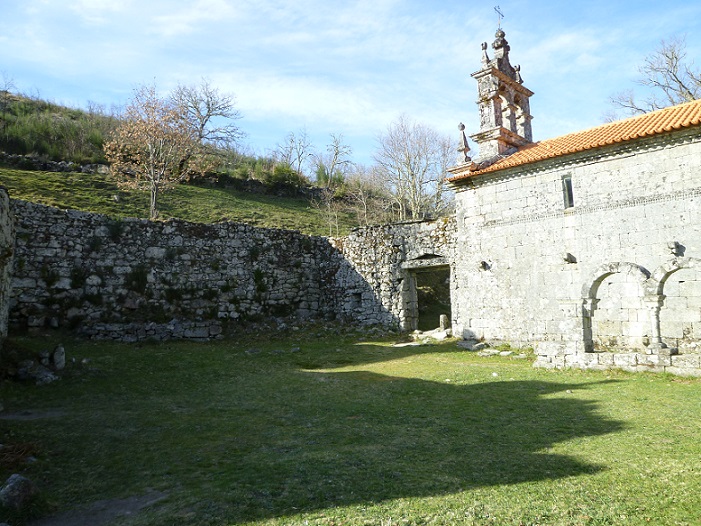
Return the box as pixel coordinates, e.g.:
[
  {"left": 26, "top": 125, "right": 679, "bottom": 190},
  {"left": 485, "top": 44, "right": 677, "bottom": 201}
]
[
  {"left": 0, "top": 152, "right": 105, "bottom": 173},
  {"left": 0, "top": 188, "right": 14, "bottom": 350},
  {"left": 535, "top": 347, "right": 701, "bottom": 377}
]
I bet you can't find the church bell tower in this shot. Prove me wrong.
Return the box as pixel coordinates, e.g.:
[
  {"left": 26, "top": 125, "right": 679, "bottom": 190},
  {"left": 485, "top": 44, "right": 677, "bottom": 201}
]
[{"left": 470, "top": 29, "right": 533, "bottom": 161}]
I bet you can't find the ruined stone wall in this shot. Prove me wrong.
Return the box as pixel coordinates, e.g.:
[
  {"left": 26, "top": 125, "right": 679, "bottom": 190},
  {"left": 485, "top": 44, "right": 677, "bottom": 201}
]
[
  {"left": 9, "top": 200, "right": 376, "bottom": 341},
  {"left": 0, "top": 188, "right": 14, "bottom": 349},
  {"left": 453, "top": 128, "right": 701, "bottom": 375},
  {"left": 8, "top": 200, "right": 456, "bottom": 341}
]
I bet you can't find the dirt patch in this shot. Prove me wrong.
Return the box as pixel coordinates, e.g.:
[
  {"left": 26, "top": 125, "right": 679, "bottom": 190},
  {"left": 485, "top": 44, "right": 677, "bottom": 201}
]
[{"left": 28, "top": 491, "right": 167, "bottom": 526}]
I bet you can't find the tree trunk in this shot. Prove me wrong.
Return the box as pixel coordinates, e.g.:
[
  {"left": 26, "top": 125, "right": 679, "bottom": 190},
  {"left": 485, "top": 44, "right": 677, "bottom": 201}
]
[{"left": 150, "top": 183, "right": 159, "bottom": 220}]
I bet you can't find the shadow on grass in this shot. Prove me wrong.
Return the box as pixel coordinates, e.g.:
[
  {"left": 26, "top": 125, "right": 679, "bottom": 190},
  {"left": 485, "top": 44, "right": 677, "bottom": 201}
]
[
  {"left": 2, "top": 340, "right": 625, "bottom": 524},
  {"left": 200, "top": 367, "right": 623, "bottom": 522}
]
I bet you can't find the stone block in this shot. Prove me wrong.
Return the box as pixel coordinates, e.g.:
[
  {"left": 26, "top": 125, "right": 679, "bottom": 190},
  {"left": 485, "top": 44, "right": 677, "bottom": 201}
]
[
  {"left": 145, "top": 246, "right": 166, "bottom": 259},
  {"left": 670, "top": 354, "right": 701, "bottom": 369},
  {"left": 593, "top": 352, "right": 615, "bottom": 366},
  {"left": 639, "top": 354, "right": 672, "bottom": 367},
  {"left": 613, "top": 353, "right": 638, "bottom": 367},
  {"left": 11, "top": 277, "right": 36, "bottom": 288}
]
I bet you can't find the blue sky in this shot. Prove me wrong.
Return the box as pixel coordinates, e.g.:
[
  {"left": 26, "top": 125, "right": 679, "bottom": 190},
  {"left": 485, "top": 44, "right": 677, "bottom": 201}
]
[{"left": 1, "top": 0, "right": 700, "bottom": 168}]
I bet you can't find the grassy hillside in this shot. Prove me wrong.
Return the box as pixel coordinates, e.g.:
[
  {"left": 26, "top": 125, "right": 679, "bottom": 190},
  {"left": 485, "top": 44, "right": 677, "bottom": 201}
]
[
  {"left": 0, "top": 167, "right": 358, "bottom": 236},
  {"left": 0, "top": 92, "right": 114, "bottom": 165}
]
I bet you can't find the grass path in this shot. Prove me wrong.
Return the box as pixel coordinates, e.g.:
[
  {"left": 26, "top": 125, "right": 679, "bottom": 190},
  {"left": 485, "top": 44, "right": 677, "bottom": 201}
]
[{"left": 1, "top": 332, "right": 700, "bottom": 525}]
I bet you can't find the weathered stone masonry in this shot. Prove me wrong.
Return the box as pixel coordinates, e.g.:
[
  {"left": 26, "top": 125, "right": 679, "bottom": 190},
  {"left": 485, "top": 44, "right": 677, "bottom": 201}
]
[
  {"left": 6, "top": 28, "right": 700, "bottom": 380},
  {"left": 448, "top": 28, "right": 701, "bottom": 376},
  {"left": 0, "top": 188, "right": 14, "bottom": 350},
  {"left": 6, "top": 198, "right": 455, "bottom": 341},
  {"left": 451, "top": 129, "right": 701, "bottom": 377},
  {"left": 336, "top": 218, "right": 456, "bottom": 331},
  {"left": 9, "top": 200, "right": 344, "bottom": 340}
]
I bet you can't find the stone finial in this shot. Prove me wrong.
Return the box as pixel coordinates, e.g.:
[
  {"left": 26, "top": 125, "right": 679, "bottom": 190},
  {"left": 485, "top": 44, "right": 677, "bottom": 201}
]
[
  {"left": 492, "top": 28, "right": 510, "bottom": 57},
  {"left": 481, "top": 42, "right": 490, "bottom": 65},
  {"left": 514, "top": 64, "right": 523, "bottom": 84},
  {"left": 668, "top": 241, "right": 685, "bottom": 256},
  {"left": 457, "top": 123, "right": 472, "bottom": 164}
]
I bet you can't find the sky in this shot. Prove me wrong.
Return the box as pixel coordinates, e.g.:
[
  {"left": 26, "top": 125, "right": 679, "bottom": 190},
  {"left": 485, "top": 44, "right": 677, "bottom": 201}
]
[{"left": 1, "top": 0, "right": 701, "bottom": 168}]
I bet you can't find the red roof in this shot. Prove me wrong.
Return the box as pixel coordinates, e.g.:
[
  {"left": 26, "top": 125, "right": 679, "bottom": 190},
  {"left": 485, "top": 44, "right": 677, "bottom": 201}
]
[{"left": 448, "top": 98, "right": 701, "bottom": 182}]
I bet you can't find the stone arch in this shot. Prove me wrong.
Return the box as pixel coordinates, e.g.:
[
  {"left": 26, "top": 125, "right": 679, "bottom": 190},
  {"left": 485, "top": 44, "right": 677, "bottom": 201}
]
[
  {"left": 582, "top": 262, "right": 651, "bottom": 301},
  {"left": 581, "top": 262, "right": 650, "bottom": 352},
  {"left": 650, "top": 258, "right": 701, "bottom": 352},
  {"left": 646, "top": 257, "right": 701, "bottom": 296}
]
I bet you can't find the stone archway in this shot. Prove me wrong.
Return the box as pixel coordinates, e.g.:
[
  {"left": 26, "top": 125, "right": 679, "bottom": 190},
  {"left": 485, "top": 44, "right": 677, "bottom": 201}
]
[{"left": 581, "top": 262, "right": 650, "bottom": 352}]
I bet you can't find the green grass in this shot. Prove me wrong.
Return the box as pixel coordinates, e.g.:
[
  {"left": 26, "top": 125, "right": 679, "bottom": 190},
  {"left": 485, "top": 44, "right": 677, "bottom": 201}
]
[
  {"left": 2, "top": 332, "right": 700, "bottom": 525},
  {"left": 0, "top": 167, "right": 357, "bottom": 236}
]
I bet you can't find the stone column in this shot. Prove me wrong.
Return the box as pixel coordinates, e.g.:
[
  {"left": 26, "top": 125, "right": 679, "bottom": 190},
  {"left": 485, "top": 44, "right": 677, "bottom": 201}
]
[
  {"left": 644, "top": 295, "right": 674, "bottom": 355},
  {"left": 400, "top": 271, "right": 418, "bottom": 332},
  {"left": 581, "top": 297, "right": 599, "bottom": 353}
]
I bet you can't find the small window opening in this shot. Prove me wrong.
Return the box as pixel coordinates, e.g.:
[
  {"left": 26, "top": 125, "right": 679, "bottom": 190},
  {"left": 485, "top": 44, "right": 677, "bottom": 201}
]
[{"left": 562, "top": 175, "right": 574, "bottom": 209}]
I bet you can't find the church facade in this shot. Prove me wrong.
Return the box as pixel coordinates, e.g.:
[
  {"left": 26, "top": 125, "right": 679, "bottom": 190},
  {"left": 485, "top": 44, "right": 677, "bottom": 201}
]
[{"left": 448, "top": 30, "right": 701, "bottom": 374}]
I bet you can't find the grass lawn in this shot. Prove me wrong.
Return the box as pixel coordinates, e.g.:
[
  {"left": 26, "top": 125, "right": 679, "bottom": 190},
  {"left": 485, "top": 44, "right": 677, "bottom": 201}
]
[
  {"left": 1, "top": 332, "right": 700, "bottom": 525},
  {"left": 0, "top": 167, "right": 357, "bottom": 236}
]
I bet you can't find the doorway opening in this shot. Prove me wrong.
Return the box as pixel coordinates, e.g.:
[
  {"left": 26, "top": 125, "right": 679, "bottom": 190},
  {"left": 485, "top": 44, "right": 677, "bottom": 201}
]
[{"left": 413, "top": 266, "right": 451, "bottom": 332}]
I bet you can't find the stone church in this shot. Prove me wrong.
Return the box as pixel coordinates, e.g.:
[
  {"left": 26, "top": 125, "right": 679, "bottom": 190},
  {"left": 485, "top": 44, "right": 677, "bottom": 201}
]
[{"left": 447, "top": 29, "right": 701, "bottom": 374}]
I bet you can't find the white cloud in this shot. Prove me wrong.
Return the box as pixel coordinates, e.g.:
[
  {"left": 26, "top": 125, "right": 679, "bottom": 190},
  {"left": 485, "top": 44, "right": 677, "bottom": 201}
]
[
  {"left": 150, "top": 0, "right": 240, "bottom": 37},
  {"left": 69, "top": 0, "right": 132, "bottom": 25}
]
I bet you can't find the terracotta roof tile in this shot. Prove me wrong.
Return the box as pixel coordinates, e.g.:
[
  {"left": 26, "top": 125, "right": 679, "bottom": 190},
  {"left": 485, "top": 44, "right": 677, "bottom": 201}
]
[{"left": 448, "top": 98, "right": 701, "bottom": 182}]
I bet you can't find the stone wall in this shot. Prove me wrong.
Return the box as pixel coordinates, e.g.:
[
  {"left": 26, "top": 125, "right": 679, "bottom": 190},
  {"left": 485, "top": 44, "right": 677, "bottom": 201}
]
[
  {"left": 0, "top": 188, "right": 14, "bottom": 350},
  {"left": 8, "top": 200, "right": 455, "bottom": 341},
  {"left": 333, "top": 218, "right": 456, "bottom": 331},
  {"left": 9, "top": 200, "right": 368, "bottom": 341},
  {"left": 452, "top": 127, "right": 701, "bottom": 375}
]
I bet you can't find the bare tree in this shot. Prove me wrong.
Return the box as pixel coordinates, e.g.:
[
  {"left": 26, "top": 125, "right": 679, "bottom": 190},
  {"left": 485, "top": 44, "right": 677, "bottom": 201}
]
[
  {"left": 170, "top": 79, "right": 243, "bottom": 179},
  {"left": 373, "top": 115, "right": 453, "bottom": 221},
  {"left": 171, "top": 78, "right": 243, "bottom": 148},
  {"left": 610, "top": 36, "right": 701, "bottom": 117},
  {"left": 312, "top": 186, "right": 346, "bottom": 237},
  {"left": 345, "top": 164, "right": 392, "bottom": 226},
  {"left": 434, "top": 135, "right": 456, "bottom": 216},
  {"left": 104, "top": 83, "right": 195, "bottom": 220},
  {"left": 275, "top": 128, "right": 313, "bottom": 177},
  {"left": 314, "top": 133, "right": 353, "bottom": 188}
]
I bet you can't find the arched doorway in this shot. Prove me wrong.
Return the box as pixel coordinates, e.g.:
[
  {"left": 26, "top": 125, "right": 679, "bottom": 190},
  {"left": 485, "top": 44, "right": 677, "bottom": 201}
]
[
  {"left": 652, "top": 258, "right": 701, "bottom": 353},
  {"left": 582, "top": 263, "right": 650, "bottom": 352}
]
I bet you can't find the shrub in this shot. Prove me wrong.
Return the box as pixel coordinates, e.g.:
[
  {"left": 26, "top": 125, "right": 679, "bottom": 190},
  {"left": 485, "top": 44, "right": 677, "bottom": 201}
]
[
  {"left": 70, "top": 266, "right": 89, "bottom": 288},
  {"left": 40, "top": 265, "right": 59, "bottom": 287},
  {"left": 125, "top": 265, "right": 149, "bottom": 294},
  {"left": 106, "top": 219, "right": 124, "bottom": 242}
]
